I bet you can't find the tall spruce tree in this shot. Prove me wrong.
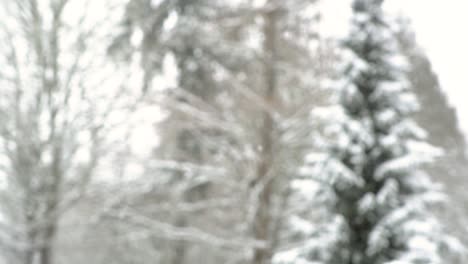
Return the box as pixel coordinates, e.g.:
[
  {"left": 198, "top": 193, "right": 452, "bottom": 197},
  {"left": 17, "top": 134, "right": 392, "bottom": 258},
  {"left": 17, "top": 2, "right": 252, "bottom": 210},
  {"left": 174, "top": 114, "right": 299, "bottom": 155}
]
[
  {"left": 397, "top": 16, "right": 468, "bottom": 230},
  {"left": 276, "top": 0, "right": 458, "bottom": 263},
  {"left": 107, "top": 1, "right": 327, "bottom": 264},
  {"left": 396, "top": 19, "right": 468, "bottom": 262},
  {"left": 108, "top": 1, "right": 249, "bottom": 263}
]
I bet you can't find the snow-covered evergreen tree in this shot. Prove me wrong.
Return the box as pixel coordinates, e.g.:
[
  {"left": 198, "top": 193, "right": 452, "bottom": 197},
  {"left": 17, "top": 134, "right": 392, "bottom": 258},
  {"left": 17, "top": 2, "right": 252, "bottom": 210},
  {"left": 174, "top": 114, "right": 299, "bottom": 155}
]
[
  {"left": 108, "top": 1, "right": 328, "bottom": 264},
  {"left": 275, "top": 1, "right": 460, "bottom": 264},
  {"left": 397, "top": 18, "right": 468, "bottom": 255}
]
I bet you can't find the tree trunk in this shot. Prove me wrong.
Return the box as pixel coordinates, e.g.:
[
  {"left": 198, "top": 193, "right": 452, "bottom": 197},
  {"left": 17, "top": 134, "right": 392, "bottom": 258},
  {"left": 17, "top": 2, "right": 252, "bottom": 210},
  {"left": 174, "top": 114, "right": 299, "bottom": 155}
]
[
  {"left": 252, "top": 6, "right": 278, "bottom": 264},
  {"left": 39, "top": 231, "right": 55, "bottom": 264}
]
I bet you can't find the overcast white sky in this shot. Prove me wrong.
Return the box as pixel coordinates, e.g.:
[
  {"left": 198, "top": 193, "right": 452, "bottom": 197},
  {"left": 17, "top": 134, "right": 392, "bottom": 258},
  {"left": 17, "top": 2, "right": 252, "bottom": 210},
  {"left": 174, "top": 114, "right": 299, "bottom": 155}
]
[{"left": 321, "top": 0, "right": 468, "bottom": 138}]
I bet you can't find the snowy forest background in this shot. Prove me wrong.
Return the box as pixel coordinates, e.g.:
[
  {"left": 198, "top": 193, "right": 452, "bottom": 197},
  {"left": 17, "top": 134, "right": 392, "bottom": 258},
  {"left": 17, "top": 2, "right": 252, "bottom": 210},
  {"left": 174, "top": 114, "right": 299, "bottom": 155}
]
[{"left": 0, "top": 0, "right": 467, "bottom": 263}]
